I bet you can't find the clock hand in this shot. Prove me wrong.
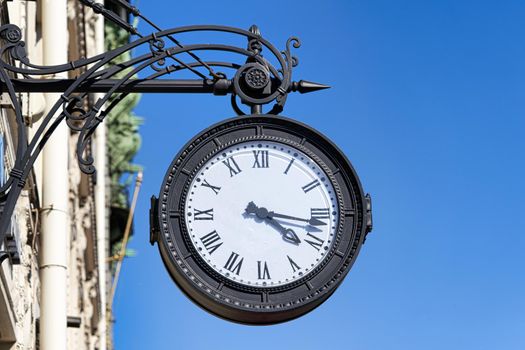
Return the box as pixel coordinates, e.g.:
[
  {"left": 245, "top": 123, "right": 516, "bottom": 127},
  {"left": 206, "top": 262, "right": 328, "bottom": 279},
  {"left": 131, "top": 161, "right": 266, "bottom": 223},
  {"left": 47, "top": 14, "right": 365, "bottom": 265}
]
[
  {"left": 266, "top": 217, "right": 301, "bottom": 245},
  {"left": 267, "top": 211, "right": 326, "bottom": 226},
  {"left": 246, "top": 201, "right": 325, "bottom": 226},
  {"left": 244, "top": 202, "right": 301, "bottom": 245}
]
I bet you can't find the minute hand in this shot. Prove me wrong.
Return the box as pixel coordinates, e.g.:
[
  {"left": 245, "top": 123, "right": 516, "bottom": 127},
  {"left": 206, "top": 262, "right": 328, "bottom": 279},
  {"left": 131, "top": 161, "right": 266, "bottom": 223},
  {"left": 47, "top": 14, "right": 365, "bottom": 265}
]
[{"left": 267, "top": 211, "right": 326, "bottom": 226}]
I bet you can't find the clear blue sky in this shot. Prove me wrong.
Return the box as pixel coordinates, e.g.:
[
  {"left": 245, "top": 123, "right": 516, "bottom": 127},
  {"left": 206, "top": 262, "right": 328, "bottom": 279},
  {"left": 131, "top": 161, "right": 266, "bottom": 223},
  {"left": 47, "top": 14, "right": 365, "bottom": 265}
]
[{"left": 113, "top": 1, "right": 525, "bottom": 349}]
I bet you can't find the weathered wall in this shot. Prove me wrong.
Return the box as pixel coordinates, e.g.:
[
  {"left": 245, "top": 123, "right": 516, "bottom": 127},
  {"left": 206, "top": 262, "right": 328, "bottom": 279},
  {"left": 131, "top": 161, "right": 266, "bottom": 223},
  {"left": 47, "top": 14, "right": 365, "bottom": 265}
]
[{"left": 0, "top": 1, "right": 109, "bottom": 349}]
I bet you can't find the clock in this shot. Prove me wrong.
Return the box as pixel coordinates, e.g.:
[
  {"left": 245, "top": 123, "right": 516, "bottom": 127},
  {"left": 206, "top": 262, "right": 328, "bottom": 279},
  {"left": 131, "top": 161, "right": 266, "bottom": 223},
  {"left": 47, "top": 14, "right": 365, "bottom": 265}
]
[{"left": 150, "top": 114, "right": 372, "bottom": 324}]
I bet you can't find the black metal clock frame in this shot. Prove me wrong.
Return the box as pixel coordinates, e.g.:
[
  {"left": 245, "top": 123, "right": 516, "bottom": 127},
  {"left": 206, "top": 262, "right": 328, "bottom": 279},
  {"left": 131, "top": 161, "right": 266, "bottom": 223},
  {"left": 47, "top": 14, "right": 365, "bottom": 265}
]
[
  {"left": 151, "top": 114, "right": 373, "bottom": 324},
  {"left": 0, "top": 0, "right": 329, "bottom": 264}
]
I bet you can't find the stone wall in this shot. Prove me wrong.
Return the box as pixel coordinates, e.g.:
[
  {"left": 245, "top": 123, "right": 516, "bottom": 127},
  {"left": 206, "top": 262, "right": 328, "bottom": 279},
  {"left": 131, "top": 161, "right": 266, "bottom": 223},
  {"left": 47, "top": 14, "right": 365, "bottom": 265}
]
[{"left": 0, "top": 1, "right": 109, "bottom": 349}]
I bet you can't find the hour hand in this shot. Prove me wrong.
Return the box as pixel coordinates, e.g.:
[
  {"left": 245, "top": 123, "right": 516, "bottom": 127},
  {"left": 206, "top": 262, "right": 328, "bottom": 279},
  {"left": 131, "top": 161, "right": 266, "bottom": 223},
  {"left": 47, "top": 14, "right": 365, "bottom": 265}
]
[
  {"left": 267, "top": 218, "right": 301, "bottom": 245},
  {"left": 244, "top": 202, "right": 301, "bottom": 245}
]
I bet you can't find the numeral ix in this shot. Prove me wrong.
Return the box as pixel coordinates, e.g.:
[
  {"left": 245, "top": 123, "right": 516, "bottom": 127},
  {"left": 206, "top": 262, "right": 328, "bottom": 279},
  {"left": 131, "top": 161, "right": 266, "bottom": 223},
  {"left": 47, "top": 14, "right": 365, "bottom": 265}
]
[{"left": 194, "top": 208, "right": 213, "bottom": 220}]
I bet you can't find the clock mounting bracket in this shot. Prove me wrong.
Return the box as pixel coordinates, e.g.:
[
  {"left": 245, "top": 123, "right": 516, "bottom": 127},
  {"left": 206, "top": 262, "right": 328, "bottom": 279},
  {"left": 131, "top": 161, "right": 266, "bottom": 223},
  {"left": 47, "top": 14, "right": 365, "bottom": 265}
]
[{"left": 0, "top": 0, "right": 331, "bottom": 261}]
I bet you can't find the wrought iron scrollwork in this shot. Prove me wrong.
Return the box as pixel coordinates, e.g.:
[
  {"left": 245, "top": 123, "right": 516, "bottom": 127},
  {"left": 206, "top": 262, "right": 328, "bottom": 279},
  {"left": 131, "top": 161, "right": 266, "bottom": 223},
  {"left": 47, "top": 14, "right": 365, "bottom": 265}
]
[{"left": 0, "top": 1, "right": 329, "bottom": 261}]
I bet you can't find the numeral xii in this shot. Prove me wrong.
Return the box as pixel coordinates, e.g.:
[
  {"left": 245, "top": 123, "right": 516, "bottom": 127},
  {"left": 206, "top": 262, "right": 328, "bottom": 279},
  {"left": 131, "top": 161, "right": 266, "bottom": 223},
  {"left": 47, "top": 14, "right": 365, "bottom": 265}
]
[{"left": 252, "top": 150, "right": 269, "bottom": 168}]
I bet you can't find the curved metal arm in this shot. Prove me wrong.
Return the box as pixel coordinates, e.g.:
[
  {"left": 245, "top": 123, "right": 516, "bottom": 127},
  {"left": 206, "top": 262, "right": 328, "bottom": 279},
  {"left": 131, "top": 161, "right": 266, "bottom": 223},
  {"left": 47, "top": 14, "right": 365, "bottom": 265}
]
[{"left": 0, "top": 6, "right": 329, "bottom": 258}]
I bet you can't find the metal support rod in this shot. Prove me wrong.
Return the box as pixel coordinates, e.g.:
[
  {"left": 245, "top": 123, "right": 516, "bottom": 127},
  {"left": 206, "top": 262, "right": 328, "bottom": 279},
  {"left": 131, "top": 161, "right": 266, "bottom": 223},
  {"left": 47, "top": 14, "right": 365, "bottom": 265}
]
[
  {"left": 0, "top": 78, "right": 328, "bottom": 94},
  {"left": 0, "top": 78, "right": 228, "bottom": 94}
]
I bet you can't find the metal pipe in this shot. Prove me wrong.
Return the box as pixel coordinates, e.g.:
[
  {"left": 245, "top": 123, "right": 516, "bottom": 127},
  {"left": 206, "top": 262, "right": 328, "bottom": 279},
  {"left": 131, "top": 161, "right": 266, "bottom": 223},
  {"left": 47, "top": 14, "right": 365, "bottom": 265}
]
[
  {"left": 93, "top": 1, "right": 108, "bottom": 348},
  {"left": 103, "top": 173, "right": 142, "bottom": 348},
  {"left": 39, "top": 1, "right": 69, "bottom": 349},
  {"left": 251, "top": 104, "right": 262, "bottom": 114},
  {"left": 107, "top": 172, "right": 143, "bottom": 316}
]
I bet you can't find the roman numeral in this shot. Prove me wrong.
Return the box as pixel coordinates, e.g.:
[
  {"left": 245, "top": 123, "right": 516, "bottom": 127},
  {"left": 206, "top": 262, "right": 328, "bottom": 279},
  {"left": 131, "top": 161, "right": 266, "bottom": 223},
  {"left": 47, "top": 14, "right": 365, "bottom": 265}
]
[
  {"left": 302, "top": 179, "right": 321, "bottom": 193},
  {"left": 199, "top": 230, "right": 223, "bottom": 254},
  {"left": 224, "top": 252, "right": 244, "bottom": 275},
  {"left": 284, "top": 158, "right": 295, "bottom": 174},
  {"left": 201, "top": 179, "right": 221, "bottom": 194},
  {"left": 287, "top": 255, "right": 301, "bottom": 273},
  {"left": 305, "top": 232, "right": 324, "bottom": 251},
  {"left": 252, "top": 150, "right": 269, "bottom": 168},
  {"left": 194, "top": 208, "right": 213, "bottom": 220},
  {"left": 311, "top": 208, "right": 330, "bottom": 223},
  {"left": 222, "top": 156, "right": 242, "bottom": 177},
  {"left": 257, "top": 261, "right": 271, "bottom": 280}
]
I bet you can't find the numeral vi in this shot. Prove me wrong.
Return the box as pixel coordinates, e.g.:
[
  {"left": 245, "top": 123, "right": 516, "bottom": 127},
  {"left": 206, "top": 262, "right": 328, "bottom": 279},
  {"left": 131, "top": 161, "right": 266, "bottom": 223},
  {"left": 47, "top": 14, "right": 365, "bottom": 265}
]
[{"left": 257, "top": 261, "right": 271, "bottom": 280}]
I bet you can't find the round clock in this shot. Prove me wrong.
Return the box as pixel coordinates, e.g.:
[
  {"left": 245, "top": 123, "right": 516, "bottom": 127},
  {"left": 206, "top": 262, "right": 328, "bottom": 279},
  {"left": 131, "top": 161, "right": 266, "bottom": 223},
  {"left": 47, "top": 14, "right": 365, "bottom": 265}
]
[{"left": 150, "top": 114, "right": 372, "bottom": 324}]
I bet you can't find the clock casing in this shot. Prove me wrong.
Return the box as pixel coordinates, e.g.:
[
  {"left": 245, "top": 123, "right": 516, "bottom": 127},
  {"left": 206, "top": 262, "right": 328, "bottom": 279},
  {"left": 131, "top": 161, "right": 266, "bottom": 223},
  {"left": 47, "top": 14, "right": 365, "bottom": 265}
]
[{"left": 150, "top": 114, "right": 372, "bottom": 324}]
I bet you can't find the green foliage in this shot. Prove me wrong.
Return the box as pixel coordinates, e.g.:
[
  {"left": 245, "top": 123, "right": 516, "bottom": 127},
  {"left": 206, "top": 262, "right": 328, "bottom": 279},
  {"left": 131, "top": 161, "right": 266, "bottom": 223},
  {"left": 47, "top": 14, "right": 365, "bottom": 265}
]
[
  {"left": 105, "top": 22, "right": 143, "bottom": 209},
  {"left": 110, "top": 237, "right": 137, "bottom": 273}
]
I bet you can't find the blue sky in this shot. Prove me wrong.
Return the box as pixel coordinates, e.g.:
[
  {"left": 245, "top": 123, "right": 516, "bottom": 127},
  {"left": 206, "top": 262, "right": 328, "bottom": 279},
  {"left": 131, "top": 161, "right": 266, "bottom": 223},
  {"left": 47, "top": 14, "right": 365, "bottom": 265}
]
[{"left": 113, "top": 1, "right": 525, "bottom": 349}]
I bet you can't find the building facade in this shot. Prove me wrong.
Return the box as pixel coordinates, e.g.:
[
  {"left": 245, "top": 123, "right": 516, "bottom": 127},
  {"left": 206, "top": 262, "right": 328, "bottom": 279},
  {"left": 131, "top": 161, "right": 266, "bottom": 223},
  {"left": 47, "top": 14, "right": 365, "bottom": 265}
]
[{"left": 0, "top": 1, "right": 112, "bottom": 349}]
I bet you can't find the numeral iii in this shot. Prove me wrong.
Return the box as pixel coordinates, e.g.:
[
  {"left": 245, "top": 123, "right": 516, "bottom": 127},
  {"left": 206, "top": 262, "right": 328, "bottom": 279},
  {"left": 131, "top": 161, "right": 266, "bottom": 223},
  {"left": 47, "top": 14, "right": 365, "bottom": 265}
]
[{"left": 311, "top": 208, "right": 330, "bottom": 224}]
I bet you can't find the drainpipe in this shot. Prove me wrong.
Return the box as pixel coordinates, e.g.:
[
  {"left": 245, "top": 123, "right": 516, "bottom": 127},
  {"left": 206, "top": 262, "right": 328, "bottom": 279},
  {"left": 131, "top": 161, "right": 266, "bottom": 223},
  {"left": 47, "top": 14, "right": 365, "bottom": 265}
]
[
  {"left": 93, "top": 1, "right": 108, "bottom": 348},
  {"left": 40, "top": 1, "right": 69, "bottom": 350}
]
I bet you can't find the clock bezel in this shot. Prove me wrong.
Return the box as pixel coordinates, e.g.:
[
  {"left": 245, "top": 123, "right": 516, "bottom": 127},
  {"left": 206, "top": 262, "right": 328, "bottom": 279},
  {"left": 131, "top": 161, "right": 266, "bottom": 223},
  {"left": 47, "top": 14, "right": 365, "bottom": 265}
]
[
  {"left": 155, "top": 114, "right": 369, "bottom": 324},
  {"left": 181, "top": 137, "right": 343, "bottom": 292}
]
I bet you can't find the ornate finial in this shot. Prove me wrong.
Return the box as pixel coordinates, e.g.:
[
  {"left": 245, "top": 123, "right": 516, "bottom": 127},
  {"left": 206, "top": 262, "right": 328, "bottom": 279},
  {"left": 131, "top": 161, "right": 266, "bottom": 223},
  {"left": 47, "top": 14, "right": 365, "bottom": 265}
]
[
  {"left": 247, "top": 25, "right": 263, "bottom": 55},
  {"left": 0, "top": 24, "right": 22, "bottom": 43},
  {"left": 249, "top": 25, "right": 261, "bottom": 36},
  {"left": 291, "top": 80, "right": 330, "bottom": 94}
]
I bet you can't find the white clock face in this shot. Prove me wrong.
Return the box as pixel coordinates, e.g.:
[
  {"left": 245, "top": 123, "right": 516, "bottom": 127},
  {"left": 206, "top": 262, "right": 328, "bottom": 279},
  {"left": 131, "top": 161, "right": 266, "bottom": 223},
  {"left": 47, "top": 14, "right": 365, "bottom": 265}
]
[{"left": 184, "top": 140, "right": 339, "bottom": 287}]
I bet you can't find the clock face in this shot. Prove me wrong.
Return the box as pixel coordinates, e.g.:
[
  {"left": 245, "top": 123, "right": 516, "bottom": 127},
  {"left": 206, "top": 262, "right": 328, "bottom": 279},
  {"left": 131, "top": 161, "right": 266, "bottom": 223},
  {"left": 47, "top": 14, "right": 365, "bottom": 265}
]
[
  {"left": 184, "top": 141, "right": 339, "bottom": 288},
  {"left": 153, "top": 115, "right": 371, "bottom": 325}
]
